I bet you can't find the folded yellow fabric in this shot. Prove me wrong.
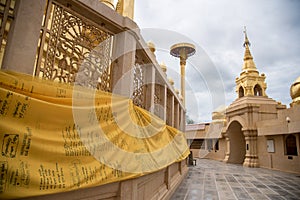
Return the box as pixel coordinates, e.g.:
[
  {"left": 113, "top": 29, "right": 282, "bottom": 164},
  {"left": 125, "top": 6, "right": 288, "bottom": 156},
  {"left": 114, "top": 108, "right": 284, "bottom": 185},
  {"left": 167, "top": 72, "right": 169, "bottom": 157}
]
[{"left": 0, "top": 70, "right": 189, "bottom": 199}]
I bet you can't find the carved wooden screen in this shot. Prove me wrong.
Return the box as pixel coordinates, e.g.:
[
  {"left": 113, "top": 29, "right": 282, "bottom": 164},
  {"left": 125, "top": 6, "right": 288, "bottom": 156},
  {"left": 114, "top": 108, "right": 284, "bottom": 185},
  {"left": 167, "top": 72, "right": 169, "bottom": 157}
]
[{"left": 35, "top": 0, "right": 113, "bottom": 91}]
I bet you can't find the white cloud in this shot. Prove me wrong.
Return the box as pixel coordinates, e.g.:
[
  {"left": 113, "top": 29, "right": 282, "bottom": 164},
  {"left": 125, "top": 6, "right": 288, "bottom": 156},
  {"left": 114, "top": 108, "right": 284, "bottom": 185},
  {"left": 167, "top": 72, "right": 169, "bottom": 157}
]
[{"left": 135, "top": 0, "right": 300, "bottom": 122}]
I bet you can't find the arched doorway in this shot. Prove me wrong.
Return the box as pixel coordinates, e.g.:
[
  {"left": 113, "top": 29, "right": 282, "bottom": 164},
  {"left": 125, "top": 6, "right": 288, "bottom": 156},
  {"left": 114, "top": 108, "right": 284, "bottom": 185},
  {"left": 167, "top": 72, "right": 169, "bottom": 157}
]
[{"left": 227, "top": 121, "right": 246, "bottom": 164}]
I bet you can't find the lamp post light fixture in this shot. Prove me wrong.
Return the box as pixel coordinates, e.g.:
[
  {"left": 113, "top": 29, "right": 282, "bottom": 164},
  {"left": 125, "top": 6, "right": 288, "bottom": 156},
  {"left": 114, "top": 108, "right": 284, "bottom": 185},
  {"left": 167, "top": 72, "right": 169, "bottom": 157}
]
[{"left": 170, "top": 43, "right": 196, "bottom": 107}]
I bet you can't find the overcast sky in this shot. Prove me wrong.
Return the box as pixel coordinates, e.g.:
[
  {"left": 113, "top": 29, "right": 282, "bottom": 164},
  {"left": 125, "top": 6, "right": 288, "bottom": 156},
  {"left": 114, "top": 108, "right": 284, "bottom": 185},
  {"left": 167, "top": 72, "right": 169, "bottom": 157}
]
[{"left": 133, "top": 0, "right": 300, "bottom": 123}]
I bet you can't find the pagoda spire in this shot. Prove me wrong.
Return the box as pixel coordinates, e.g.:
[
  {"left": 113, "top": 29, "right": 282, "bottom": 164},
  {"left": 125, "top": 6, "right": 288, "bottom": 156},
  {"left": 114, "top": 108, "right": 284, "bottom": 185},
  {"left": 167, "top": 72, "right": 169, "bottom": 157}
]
[
  {"left": 235, "top": 27, "right": 267, "bottom": 97},
  {"left": 242, "top": 27, "right": 257, "bottom": 71}
]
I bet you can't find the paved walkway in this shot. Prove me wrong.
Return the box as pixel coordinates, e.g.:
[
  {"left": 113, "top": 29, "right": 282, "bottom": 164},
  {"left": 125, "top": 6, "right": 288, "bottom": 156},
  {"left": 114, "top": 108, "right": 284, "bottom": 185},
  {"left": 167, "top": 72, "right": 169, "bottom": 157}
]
[{"left": 171, "top": 159, "right": 300, "bottom": 200}]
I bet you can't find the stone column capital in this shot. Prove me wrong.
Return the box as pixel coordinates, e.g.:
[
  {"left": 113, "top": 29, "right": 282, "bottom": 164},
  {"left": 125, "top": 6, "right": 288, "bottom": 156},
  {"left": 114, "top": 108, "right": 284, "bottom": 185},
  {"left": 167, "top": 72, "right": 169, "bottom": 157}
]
[{"left": 242, "top": 128, "right": 257, "bottom": 137}]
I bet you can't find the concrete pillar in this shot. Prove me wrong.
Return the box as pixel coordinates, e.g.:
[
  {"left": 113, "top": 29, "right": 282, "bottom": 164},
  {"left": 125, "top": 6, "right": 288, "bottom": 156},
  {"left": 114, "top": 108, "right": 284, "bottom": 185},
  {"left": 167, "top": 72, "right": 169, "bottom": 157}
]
[
  {"left": 180, "top": 109, "right": 186, "bottom": 132},
  {"left": 165, "top": 166, "right": 171, "bottom": 189},
  {"left": 144, "top": 65, "right": 155, "bottom": 113},
  {"left": 119, "top": 179, "right": 137, "bottom": 200},
  {"left": 243, "top": 129, "right": 259, "bottom": 167},
  {"left": 174, "top": 101, "right": 179, "bottom": 129},
  {"left": 2, "top": 0, "right": 47, "bottom": 74},
  {"left": 162, "top": 84, "right": 167, "bottom": 121},
  {"left": 178, "top": 161, "right": 182, "bottom": 175},
  {"left": 167, "top": 94, "right": 174, "bottom": 127},
  {"left": 180, "top": 60, "right": 186, "bottom": 107},
  {"left": 111, "top": 31, "right": 136, "bottom": 97},
  {"left": 223, "top": 134, "right": 230, "bottom": 162}
]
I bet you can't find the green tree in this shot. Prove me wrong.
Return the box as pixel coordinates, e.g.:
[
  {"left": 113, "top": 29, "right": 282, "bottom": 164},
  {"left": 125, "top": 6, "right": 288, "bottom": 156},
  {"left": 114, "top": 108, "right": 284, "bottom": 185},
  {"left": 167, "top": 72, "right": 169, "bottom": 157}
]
[{"left": 186, "top": 115, "right": 194, "bottom": 124}]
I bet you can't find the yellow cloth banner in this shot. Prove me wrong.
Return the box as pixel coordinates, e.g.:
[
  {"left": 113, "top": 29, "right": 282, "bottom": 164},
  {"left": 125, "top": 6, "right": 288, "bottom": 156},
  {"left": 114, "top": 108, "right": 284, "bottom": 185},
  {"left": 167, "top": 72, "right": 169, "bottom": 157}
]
[{"left": 0, "top": 70, "right": 189, "bottom": 199}]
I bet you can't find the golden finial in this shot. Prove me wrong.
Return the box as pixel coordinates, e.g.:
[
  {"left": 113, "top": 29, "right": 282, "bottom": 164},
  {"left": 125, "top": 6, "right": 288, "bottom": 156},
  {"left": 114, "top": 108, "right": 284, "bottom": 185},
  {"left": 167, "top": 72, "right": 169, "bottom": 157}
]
[
  {"left": 116, "top": 0, "right": 135, "bottom": 20},
  {"left": 147, "top": 41, "right": 156, "bottom": 53},
  {"left": 116, "top": 0, "right": 123, "bottom": 14},
  {"left": 242, "top": 26, "right": 254, "bottom": 62},
  {"left": 243, "top": 26, "right": 251, "bottom": 47}
]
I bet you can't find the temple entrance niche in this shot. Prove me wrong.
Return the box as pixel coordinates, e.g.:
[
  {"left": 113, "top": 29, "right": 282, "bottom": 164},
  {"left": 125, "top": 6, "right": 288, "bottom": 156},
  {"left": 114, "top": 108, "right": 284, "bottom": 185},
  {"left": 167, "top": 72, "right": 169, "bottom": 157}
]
[{"left": 227, "top": 121, "right": 246, "bottom": 164}]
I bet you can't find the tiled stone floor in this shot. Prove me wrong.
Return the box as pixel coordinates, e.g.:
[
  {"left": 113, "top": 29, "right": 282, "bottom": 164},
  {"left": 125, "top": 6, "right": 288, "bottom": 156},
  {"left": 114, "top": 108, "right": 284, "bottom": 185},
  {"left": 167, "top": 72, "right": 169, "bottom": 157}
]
[{"left": 171, "top": 159, "right": 300, "bottom": 200}]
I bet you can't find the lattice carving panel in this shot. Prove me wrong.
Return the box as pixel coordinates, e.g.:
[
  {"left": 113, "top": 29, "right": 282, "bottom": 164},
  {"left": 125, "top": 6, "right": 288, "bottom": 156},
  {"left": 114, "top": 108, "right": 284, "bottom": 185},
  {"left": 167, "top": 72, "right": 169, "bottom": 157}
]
[
  {"left": 0, "top": 0, "right": 16, "bottom": 68},
  {"left": 36, "top": 1, "right": 112, "bottom": 91},
  {"left": 132, "top": 63, "right": 145, "bottom": 108},
  {"left": 153, "top": 84, "right": 164, "bottom": 120},
  {"left": 154, "top": 85, "right": 161, "bottom": 105}
]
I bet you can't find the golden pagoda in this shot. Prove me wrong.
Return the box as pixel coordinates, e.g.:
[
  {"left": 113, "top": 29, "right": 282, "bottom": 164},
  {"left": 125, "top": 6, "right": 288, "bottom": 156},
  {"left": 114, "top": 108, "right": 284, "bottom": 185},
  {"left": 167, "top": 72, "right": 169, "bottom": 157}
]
[{"left": 235, "top": 28, "right": 267, "bottom": 98}]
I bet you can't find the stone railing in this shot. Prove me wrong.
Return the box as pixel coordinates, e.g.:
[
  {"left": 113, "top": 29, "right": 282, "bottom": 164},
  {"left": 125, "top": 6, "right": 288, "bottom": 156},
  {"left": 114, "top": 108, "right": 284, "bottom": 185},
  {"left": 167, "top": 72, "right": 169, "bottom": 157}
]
[
  {"left": 1, "top": 0, "right": 185, "bottom": 129},
  {"left": 0, "top": 0, "right": 187, "bottom": 199}
]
